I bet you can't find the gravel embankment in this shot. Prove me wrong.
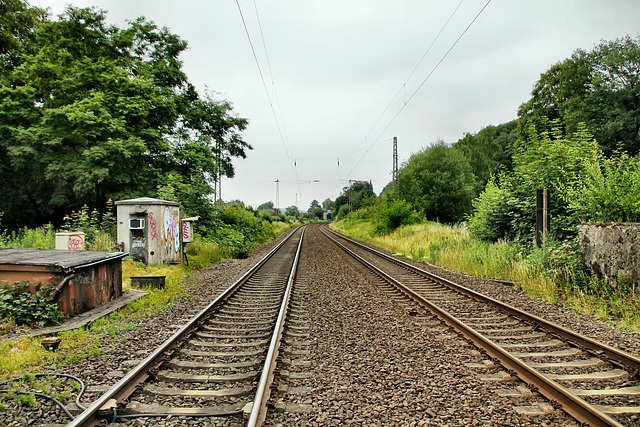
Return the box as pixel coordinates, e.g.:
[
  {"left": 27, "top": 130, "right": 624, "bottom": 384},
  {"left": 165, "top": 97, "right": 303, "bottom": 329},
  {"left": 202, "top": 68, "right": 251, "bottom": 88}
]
[{"left": 2, "top": 225, "right": 638, "bottom": 426}]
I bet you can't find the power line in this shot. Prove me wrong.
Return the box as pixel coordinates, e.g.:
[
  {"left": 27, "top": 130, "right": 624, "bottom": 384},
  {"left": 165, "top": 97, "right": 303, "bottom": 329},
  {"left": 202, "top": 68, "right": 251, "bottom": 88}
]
[
  {"left": 235, "top": 0, "right": 299, "bottom": 191},
  {"left": 351, "top": 0, "right": 465, "bottom": 158},
  {"left": 347, "top": 0, "right": 493, "bottom": 178},
  {"left": 252, "top": 0, "right": 300, "bottom": 196}
]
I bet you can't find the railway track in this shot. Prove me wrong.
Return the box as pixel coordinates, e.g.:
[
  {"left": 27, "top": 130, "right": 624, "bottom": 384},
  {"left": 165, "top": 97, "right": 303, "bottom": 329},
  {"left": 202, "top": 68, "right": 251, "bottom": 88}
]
[
  {"left": 68, "top": 226, "right": 307, "bottom": 427},
  {"left": 320, "top": 225, "right": 640, "bottom": 427}
]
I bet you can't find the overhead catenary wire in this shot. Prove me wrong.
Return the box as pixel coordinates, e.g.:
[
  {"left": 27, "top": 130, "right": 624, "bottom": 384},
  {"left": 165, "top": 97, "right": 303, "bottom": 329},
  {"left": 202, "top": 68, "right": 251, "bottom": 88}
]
[
  {"left": 347, "top": 0, "right": 494, "bottom": 179},
  {"left": 252, "top": 0, "right": 301, "bottom": 198},
  {"left": 235, "top": 0, "right": 300, "bottom": 196},
  {"left": 350, "top": 0, "right": 465, "bottom": 158}
]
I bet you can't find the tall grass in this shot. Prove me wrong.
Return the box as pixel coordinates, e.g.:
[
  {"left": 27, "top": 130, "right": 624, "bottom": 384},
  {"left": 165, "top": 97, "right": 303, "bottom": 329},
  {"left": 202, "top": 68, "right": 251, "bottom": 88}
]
[
  {"left": 0, "top": 227, "right": 55, "bottom": 249},
  {"left": 331, "top": 219, "right": 640, "bottom": 332}
]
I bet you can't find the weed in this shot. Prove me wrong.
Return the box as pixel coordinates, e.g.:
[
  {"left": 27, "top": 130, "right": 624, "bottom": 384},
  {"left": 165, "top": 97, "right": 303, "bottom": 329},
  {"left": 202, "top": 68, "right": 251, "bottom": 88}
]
[
  {"left": 17, "top": 392, "right": 36, "bottom": 407},
  {"left": 0, "top": 281, "right": 65, "bottom": 327}
]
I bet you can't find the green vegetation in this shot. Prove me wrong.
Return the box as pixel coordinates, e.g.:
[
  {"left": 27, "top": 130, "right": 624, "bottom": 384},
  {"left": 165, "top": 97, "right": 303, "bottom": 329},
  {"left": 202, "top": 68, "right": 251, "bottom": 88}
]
[
  {"left": 558, "top": 151, "right": 640, "bottom": 223},
  {"left": 0, "top": 282, "right": 65, "bottom": 328},
  {"left": 331, "top": 219, "right": 640, "bottom": 332},
  {"left": 0, "top": 226, "right": 55, "bottom": 250},
  {"left": 0, "top": 1, "right": 250, "bottom": 232},
  {"left": 518, "top": 35, "right": 640, "bottom": 156}
]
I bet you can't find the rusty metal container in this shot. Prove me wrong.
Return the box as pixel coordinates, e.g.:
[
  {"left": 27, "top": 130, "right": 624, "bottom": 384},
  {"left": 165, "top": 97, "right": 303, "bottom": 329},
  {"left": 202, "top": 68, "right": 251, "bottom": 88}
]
[{"left": 0, "top": 249, "right": 127, "bottom": 317}]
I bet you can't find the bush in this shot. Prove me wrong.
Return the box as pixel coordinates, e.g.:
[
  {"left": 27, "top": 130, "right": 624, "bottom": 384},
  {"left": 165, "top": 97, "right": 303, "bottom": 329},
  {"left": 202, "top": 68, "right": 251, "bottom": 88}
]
[
  {"left": 559, "top": 151, "right": 640, "bottom": 223},
  {"left": 204, "top": 202, "right": 280, "bottom": 258},
  {"left": 0, "top": 227, "right": 55, "bottom": 249},
  {"left": 0, "top": 282, "right": 64, "bottom": 327},
  {"left": 466, "top": 174, "right": 534, "bottom": 243},
  {"left": 468, "top": 121, "right": 603, "bottom": 243},
  {"left": 371, "top": 200, "right": 419, "bottom": 235}
]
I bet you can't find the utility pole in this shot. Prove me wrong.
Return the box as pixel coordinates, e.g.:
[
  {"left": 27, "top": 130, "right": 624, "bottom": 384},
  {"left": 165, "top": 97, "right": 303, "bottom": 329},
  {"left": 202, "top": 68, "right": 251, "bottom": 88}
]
[
  {"left": 274, "top": 179, "right": 280, "bottom": 214},
  {"left": 392, "top": 136, "right": 398, "bottom": 193},
  {"left": 348, "top": 179, "right": 352, "bottom": 214}
]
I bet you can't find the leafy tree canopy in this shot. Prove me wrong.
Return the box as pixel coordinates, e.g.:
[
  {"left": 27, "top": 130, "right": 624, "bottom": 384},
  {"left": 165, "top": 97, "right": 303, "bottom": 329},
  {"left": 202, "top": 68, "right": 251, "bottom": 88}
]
[
  {"left": 322, "top": 198, "right": 334, "bottom": 211},
  {"left": 518, "top": 35, "right": 640, "bottom": 156},
  {"left": 284, "top": 205, "right": 299, "bottom": 217},
  {"left": 0, "top": 2, "right": 250, "bottom": 230},
  {"left": 397, "top": 141, "right": 475, "bottom": 223},
  {"left": 257, "top": 201, "right": 274, "bottom": 212},
  {"left": 308, "top": 199, "right": 321, "bottom": 212},
  {"left": 333, "top": 180, "right": 376, "bottom": 219}
]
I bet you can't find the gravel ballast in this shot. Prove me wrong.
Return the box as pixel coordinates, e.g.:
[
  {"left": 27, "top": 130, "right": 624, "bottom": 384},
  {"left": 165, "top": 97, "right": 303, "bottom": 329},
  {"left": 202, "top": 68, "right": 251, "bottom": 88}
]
[{"left": 2, "top": 225, "right": 639, "bottom": 426}]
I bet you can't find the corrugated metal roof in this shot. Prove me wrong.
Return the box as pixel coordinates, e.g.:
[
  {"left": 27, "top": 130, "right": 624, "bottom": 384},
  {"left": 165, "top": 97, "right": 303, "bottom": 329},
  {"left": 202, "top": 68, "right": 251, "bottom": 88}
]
[{"left": 0, "top": 249, "right": 127, "bottom": 272}]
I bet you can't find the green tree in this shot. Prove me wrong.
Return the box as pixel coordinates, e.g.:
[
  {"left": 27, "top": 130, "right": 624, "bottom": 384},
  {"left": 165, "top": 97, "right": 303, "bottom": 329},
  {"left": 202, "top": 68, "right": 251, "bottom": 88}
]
[
  {"left": 333, "top": 181, "right": 376, "bottom": 216},
  {"left": 518, "top": 35, "right": 640, "bottom": 156},
  {"left": 308, "top": 199, "right": 321, "bottom": 212},
  {"left": 257, "top": 201, "right": 274, "bottom": 212},
  {"left": 308, "top": 199, "right": 324, "bottom": 219},
  {"left": 397, "top": 141, "right": 476, "bottom": 223},
  {"left": 454, "top": 127, "right": 501, "bottom": 194},
  {"left": 0, "top": 0, "right": 47, "bottom": 79},
  {"left": 284, "top": 206, "right": 299, "bottom": 217},
  {"left": 0, "top": 6, "right": 249, "bottom": 230},
  {"left": 322, "top": 198, "right": 334, "bottom": 211}
]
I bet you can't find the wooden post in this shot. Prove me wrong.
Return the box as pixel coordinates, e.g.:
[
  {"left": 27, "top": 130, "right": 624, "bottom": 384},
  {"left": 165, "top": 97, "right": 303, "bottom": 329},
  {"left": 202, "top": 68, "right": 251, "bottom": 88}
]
[{"left": 536, "top": 189, "right": 550, "bottom": 247}]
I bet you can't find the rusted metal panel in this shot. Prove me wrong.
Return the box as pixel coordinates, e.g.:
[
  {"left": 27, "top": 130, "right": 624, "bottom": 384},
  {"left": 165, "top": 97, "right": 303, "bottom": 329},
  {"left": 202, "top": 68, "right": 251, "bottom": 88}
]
[{"left": 0, "top": 249, "right": 127, "bottom": 318}]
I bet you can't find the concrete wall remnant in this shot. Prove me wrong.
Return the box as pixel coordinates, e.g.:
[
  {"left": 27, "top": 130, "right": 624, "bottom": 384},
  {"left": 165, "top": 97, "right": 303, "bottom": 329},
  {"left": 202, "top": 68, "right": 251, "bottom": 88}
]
[{"left": 577, "top": 223, "right": 640, "bottom": 296}]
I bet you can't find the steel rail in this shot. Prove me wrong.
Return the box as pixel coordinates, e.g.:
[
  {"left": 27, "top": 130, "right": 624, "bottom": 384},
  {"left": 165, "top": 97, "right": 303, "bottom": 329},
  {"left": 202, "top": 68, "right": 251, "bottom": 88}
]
[
  {"left": 321, "top": 226, "right": 625, "bottom": 427},
  {"left": 68, "top": 227, "right": 302, "bottom": 427},
  {"left": 246, "top": 226, "right": 306, "bottom": 426},
  {"left": 324, "top": 225, "right": 640, "bottom": 372}
]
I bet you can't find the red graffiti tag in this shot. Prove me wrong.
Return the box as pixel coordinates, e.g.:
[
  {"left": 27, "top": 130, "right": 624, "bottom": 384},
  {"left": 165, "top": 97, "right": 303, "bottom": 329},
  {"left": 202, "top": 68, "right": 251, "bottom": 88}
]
[
  {"left": 148, "top": 212, "right": 158, "bottom": 241},
  {"left": 182, "top": 221, "right": 191, "bottom": 240},
  {"left": 67, "top": 235, "right": 84, "bottom": 250}
]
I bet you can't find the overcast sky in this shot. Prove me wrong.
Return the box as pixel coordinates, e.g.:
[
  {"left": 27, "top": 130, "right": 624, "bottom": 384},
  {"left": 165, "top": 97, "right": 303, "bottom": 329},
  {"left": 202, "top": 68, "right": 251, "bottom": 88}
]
[{"left": 31, "top": 0, "right": 640, "bottom": 211}]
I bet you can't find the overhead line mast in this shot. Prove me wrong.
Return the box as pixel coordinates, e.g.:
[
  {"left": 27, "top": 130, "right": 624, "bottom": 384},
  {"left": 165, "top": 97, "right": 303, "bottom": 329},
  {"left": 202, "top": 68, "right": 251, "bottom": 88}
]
[{"left": 393, "top": 137, "right": 398, "bottom": 193}]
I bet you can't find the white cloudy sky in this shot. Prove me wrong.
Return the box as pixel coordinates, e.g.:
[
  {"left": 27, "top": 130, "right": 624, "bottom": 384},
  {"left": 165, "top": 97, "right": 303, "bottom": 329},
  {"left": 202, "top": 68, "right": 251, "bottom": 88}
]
[{"left": 31, "top": 0, "right": 640, "bottom": 211}]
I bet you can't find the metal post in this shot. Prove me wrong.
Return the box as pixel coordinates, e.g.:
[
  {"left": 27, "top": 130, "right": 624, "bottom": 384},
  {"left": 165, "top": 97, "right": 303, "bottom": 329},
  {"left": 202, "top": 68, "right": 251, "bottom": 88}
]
[
  {"left": 393, "top": 137, "right": 398, "bottom": 193},
  {"left": 217, "top": 140, "right": 223, "bottom": 208},
  {"left": 274, "top": 179, "right": 280, "bottom": 215}
]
